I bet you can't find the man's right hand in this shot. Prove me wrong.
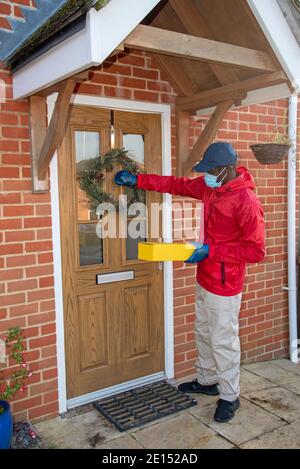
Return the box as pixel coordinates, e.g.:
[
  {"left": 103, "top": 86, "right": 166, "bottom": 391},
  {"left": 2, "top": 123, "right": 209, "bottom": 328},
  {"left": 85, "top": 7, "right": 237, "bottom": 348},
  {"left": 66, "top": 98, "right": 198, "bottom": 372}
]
[
  {"left": 185, "top": 243, "right": 209, "bottom": 263},
  {"left": 114, "top": 170, "right": 137, "bottom": 187}
]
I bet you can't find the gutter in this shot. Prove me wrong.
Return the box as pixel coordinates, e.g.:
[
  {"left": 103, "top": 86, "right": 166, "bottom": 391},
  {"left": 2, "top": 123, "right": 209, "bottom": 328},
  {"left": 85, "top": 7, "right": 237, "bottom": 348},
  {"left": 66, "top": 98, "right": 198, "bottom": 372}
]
[{"left": 284, "top": 95, "right": 299, "bottom": 363}]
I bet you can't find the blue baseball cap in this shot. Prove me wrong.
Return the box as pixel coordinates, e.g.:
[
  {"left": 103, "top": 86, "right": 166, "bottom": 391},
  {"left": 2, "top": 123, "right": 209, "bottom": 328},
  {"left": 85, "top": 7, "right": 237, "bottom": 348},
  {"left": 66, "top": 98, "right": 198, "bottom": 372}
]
[{"left": 192, "top": 142, "right": 237, "bottom": 172}]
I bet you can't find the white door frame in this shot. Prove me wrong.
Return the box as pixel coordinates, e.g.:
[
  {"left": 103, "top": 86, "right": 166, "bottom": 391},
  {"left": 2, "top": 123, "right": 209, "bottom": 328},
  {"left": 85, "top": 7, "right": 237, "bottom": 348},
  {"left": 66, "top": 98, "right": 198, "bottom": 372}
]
[{"left": 48, "top": 94, "right": 174, "bottom": 413}]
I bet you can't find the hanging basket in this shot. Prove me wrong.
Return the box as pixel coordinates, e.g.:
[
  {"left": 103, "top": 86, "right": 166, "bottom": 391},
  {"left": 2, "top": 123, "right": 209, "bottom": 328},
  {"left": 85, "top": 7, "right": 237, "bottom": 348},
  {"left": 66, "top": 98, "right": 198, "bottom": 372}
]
[{"left": 250, "top": 143, "right": 291, "bottom": 165}]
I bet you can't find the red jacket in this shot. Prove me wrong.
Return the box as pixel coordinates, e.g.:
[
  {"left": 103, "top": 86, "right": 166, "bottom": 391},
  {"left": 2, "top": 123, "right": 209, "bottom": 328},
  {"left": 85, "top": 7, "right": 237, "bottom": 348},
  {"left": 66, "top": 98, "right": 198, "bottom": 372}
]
[{"left": 137, "top": 167, "right": 265, "bottom": 296}]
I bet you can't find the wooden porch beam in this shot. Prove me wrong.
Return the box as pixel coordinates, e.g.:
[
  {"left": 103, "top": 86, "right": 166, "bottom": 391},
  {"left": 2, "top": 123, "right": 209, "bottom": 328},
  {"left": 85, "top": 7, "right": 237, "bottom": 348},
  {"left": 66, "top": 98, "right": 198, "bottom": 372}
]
[
  {"left": 125, "top": 25, "right": 277, "bottom": 73},
  {"left": 169, "top": 0, "right": 240, "bottom": 86},
  {"left": 179, "top": 89, "right": 247, "bottom": 114},
  {"left": 153, "top": 54, "right": 199, "bottom": 96},
  {"left": 177, "top": 71, "right": 287, "bottom": 113},
  {"left": 37, "top": 78, "right": 76, "bottom": 181},
  {"left": 183, "top": 100, "right": 236, "bottom": 176}
]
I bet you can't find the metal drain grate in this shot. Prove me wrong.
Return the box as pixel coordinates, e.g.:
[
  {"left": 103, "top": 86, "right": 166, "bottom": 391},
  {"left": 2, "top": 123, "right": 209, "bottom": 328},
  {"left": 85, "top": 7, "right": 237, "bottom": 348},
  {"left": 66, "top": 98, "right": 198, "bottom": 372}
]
[{"left": 93, "top": 381, "right": 197, "bottom": 432}]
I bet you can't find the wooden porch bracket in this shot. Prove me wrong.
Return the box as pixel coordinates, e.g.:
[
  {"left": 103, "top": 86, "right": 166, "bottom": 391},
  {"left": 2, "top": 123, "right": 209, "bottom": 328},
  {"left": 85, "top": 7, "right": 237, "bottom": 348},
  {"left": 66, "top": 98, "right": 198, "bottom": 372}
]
[
  {"left": 153, "top": 54, "right": 199, "bottom": 97},
  {"left": 125, "top": 25, "right": 277, "bottom": 73},
  {"left": 175, "top": 89, "right": 246, "bottom": 181},
  {"left": 38, "top": 78, "right": 76, "bottom": 181},
  {"left": 182, "top": 98, "right": 244, "bottom": 176},
  {"left": 30, "top": 73, "right": 89, "bottom": 193}
]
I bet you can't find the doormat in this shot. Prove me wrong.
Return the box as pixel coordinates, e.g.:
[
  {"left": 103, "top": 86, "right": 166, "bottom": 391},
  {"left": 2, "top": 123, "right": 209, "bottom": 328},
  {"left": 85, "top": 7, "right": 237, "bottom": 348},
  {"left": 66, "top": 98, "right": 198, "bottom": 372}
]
[{"left": 93, "top": 381, "right": 197, "bottom": 432}]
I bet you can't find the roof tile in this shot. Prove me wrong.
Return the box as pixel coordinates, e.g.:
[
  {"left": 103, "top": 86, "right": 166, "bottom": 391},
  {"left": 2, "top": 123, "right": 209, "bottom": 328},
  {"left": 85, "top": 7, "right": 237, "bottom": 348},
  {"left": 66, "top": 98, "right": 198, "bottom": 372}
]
[{"left": 0, "top": 0, "right": 66, "bottom": 61}]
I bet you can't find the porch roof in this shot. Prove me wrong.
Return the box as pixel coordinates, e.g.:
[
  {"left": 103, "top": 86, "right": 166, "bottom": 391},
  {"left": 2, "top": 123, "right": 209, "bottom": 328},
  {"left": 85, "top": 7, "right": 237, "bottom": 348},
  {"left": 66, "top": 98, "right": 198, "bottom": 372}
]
[
  {"left": 11, "top": 0, "right": 300, "bottom": 190},
  {"left": 8, "top": 0, "right": 300, "bottom": 104}
]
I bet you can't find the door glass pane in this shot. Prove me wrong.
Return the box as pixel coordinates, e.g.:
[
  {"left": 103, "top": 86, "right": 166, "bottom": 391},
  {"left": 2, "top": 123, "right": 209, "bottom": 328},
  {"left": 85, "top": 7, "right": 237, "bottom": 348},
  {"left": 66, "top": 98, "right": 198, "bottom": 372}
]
[
  {"left": 126, "top": 218, "right": 147, "bottom": 261},
  {"left": 123, "top": 133, "right": 144, "bottom": 167},
  {"left": 123, "top": 134, "right": 146, "bottom": 260},
  {"left": 78, "top": 223, "right": 103, "bottom": 266},
  {"left": 75, "top": 131, "right": 100, "bottom": 222}
]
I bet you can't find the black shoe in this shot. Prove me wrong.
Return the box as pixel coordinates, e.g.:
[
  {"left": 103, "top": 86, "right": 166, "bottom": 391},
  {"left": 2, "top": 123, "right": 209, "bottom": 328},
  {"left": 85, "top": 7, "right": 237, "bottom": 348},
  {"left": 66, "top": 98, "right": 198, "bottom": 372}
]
[
  {"left": 214, "top": 398, "right": 240, "bottom": 423},
  {"left": 178, "top": 380, "right": 219, "bottom": 395}
]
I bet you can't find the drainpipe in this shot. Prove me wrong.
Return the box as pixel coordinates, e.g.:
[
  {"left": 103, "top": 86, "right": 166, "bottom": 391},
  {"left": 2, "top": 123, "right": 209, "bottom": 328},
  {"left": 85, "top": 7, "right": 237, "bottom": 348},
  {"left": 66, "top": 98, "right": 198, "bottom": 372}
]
[{"left": 287, "top": 94, "right": 299, "bottom": 363}]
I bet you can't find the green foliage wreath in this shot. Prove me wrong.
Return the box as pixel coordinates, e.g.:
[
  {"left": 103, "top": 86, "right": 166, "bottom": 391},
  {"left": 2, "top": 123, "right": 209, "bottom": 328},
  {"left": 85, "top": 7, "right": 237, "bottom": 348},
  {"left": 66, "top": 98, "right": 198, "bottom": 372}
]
[{"left": 77, "top": 148, "right": 146, "bottom": 209}]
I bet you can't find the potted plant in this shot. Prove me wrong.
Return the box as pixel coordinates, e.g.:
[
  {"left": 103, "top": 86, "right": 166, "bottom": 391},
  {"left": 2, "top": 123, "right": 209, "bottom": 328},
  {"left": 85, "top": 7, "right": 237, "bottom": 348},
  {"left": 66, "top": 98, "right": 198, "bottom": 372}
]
[
  {"left": 0, "top": 327, "right": 31, "bottom": 449},
  {"left": 250, "top": 109, "right": 291, "bottom": 164}
]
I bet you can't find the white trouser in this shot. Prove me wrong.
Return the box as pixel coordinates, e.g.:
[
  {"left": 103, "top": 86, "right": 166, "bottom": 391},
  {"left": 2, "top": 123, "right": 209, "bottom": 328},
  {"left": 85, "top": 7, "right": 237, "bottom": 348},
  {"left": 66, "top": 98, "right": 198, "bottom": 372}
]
[{"left": 195, "top": 284, "right": 242, "bottom": 402}]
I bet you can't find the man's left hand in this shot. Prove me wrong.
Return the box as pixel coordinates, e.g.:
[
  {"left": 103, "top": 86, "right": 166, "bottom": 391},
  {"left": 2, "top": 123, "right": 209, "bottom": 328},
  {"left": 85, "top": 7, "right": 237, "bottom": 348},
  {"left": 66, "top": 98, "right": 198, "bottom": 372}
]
[{"left": 185, "top": 243, "right": 209, "bottom": 263}]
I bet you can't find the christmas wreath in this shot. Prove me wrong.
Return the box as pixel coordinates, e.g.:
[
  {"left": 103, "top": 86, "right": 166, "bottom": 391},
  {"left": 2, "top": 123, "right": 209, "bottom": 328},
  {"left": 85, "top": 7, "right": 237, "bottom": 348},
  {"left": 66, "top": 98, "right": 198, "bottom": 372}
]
[{"left": 78, "top": 148, "right": 146, "bottom": 209}]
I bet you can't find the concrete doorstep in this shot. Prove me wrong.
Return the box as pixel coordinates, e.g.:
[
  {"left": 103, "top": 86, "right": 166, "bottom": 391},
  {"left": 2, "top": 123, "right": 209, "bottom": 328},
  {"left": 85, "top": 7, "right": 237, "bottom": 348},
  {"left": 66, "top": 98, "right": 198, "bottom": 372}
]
[{"left": 34, "top": 359, "right": 300, "bottom": 449}]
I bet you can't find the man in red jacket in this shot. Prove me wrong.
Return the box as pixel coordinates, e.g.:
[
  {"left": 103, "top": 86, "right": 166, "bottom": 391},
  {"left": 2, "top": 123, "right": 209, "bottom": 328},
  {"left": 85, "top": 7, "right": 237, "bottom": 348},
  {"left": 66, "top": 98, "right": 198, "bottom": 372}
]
[{"left": 115, "top": 142, "right": 265, "bottom": 423}]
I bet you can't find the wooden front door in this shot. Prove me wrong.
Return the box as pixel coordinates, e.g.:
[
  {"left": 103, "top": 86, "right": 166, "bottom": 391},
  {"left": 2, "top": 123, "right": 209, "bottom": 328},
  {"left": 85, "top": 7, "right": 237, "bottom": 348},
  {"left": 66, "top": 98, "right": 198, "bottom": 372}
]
[{"left": 58, "top": 105, "right": 164, "bottom": 399}]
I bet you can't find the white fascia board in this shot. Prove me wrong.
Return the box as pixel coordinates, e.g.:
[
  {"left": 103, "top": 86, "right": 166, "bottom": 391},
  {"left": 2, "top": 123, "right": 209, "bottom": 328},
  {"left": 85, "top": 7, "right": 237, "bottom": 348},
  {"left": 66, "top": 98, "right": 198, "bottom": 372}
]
[
  {"left": 13, "top": 0, "right": 160, "bottom": 100},
  {"left": 247, "top": 0, "right": 300, "bottom": 94},
  {"left": 196, "top": 83, "right": 293, "bottom": 116},
  {"left": 13, "top": 14, "right": 95, "bottom": 100},
  {"left": 89, "top": 0, "right": 161, "bottom": 63}
]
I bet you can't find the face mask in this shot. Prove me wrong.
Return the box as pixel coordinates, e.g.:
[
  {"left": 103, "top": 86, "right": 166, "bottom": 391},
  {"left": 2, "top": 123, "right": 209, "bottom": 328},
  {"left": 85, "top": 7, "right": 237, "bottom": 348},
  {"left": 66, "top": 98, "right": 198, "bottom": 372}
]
[{"left": 204, "top": 168, "right": 227, "bottom": 189}]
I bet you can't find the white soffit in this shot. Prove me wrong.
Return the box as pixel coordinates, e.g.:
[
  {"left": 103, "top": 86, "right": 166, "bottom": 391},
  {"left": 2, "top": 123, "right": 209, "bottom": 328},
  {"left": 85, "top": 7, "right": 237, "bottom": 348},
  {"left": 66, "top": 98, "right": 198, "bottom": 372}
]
[
  {"left": 247, "top": 0, "right": 300, "bottom": 94},
  {"left": 13, "top": 0, "right": 160, "bottom": 99}
]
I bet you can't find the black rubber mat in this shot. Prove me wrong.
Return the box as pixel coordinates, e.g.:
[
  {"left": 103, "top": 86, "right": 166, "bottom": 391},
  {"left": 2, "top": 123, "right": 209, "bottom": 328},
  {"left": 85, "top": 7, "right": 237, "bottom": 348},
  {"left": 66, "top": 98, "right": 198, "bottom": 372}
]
[{"left": 93, "top": 381, "right": 197, "bottom": 432}]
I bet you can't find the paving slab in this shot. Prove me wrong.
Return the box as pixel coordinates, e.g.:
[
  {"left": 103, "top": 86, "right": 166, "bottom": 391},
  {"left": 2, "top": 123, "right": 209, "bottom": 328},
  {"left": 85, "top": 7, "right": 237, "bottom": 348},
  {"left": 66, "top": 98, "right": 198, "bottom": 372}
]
[
  {"left": 191, "top": 397, "right": 284, "bottom": 446},
  {"left": 132, "top": 413, "right": 234, "bottom": 449},
  {"left": 280, "top": 379, "right": 300, "bottom": 396},
  {"left": 241, "top": 420, "right": 300, "bottom": 449},
  {"left": 243, "top": 361, "right": 300, "bottom": 385},
  {"left": 36, "top": 409, "right": 123, "bottom": 449},
  {"left": 273, "top": 359, "right": 300, "bottom": 376},
  {"left": 240, "top": 369, "right": 277, "bottom": 394},
  {"left": 244, "top": 386, "right": 300, "bottom": 423},
  {"left": 96, "top": 434, "right": 144, "bottom": 449}
]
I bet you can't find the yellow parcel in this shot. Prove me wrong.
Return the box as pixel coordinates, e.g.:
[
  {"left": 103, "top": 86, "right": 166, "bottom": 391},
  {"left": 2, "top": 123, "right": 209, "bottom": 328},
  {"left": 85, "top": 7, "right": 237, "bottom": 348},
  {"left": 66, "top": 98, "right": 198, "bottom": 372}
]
[{"left": 138, "top": 242, "right": 199, "bottom": 262}]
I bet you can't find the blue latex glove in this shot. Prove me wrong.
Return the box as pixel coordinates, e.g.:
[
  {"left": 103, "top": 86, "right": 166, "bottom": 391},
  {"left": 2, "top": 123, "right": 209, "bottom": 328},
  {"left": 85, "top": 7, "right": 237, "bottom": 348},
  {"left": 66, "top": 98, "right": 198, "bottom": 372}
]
[
  {"left": 185, "top": 243, "right": 209, "bottom": 263},
  {"left": 114, "top": 170, "right": 137, "bottom": 187}
]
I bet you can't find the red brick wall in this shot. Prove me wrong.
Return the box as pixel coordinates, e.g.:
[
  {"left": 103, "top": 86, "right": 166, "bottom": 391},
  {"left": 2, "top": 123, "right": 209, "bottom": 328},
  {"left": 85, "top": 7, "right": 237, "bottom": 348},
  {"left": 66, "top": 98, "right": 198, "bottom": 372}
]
[
  {"left": 0, "top": 63, "right": 57, "bottom": 422},
  {"left": 0, "top": 43, "right": 296, "bottom": 420}
]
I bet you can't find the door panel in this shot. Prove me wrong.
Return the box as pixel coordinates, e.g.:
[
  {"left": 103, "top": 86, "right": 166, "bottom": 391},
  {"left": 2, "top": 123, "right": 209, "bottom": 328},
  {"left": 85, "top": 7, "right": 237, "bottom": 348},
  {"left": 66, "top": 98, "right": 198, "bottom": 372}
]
[
  {"left": 124, "top": 284, "right": 151, "bottom": 359},
  {"left": 58, "top": 106, "right": 164, "bottom": 399},
  {"left": 78, "top": 292, "right": 108, "bottom": 370}
]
